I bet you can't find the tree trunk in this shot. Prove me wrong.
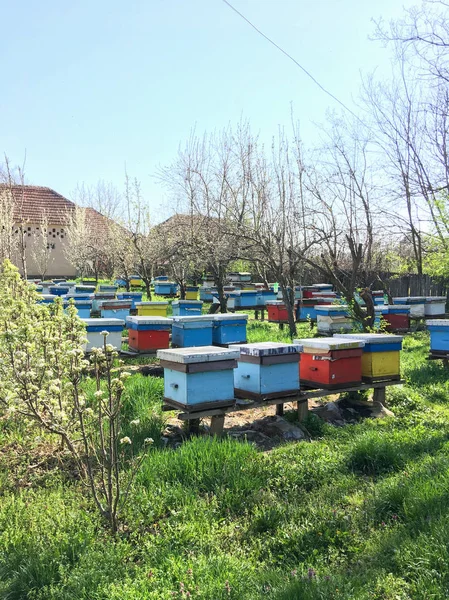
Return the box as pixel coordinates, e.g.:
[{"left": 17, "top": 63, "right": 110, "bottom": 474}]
[
  {"left": 215, "top": 276, "right": 227, "bottom": 313},
  {"left": 280, "top": 282, "right": 297, "bottom": 337}
]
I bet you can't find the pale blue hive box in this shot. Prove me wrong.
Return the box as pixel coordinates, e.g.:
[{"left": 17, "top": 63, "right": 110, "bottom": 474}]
[
  {"left": 426, "top": 320, "right": 449, "bottom": 352},
  {"left": 65, "top": 292, "right": 94, "bottom": 301},
  {"left": 230, "top": 342, "right": 302, "bottom": 399},
  {"left": 158, "top": 346, "right": 239, "bottom": 408},
  {"left": 316, "top": 304, "right": 352, "bottom": 334},
  {"left": 155, "top": 281, "right": 178, "bottom": 295},
  {"left": 172, "top": 300, "right": 203, "bottom": 316},
  {"left": 63, "top": 299, "right": 92, "bottom": 319},
  {"left": 424, "top": 297, "right": 447, "bottom": 317},
  {"left": 200, "top": 286, "right": 214, "bottom": 302},
  {"left": 100, "top": 300, "right": 132, "bottom": 321},
  {"left": 333, "top": 333, "right": 403, "bottom": 353},
  {"left": 38, "top": 294, "right": 57, "bottom": 304},
  {"left": 297, "top": 304, "right": 318, "bottom": 321},
  {"left": 211, "top": 313, "right": 248, "bottom": 345},
  {"left": 257, "top": 290, "right": 278, "bottom": 305},
  {"left": 117, "top": 292, "right": 143, "bottom": 308},
  {"left": 99, "top": 284, "right": 118, "bottom": 293},
  {"left": 172, "top": 315, "right": 213, "bottom": 347}
]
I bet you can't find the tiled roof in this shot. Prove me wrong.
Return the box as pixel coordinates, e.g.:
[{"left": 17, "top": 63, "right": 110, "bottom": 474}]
[
  {"left": 0, "top": 185, "right": 112, "bottom": 233},
  {"left": 0, "top": 185, "right": 75, "bottom": 225}
]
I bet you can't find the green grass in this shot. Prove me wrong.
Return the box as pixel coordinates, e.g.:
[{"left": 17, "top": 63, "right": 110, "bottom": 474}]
[{"left": 3, "top": 327, "right": 449, "bottom": 598}]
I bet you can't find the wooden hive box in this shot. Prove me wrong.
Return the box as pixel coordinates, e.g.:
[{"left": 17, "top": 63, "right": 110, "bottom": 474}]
[
  {"left": 211, "top": 313, "right": 249, "bottom": 345},
  {"left": 426, "top": 320, "right": 449, "bottom": 353},
  {"left": 100, "top": 300, "right": 132, "bottom": 321},
  {"left": 136, "top": 301, "right": 168, "bottom": 317},
  {"left": 185, "top": 286, "right": 199, "bottom": 300},
  {"left": 375, "top": 305, "right": 410, "bottom": 331},
  {"left": 334, "top": 333, "right": 403, "bottom": 382},
  {"left": 231, "top": 341, "right": 302, "bottom": 400},
  {"left": 172, "top": 300, "right": 203, "bottom": 317},
  {"left": 316, "top": 305, "right": 352, "bottom": 334},
  {"left": 158, "top": 346, "right": 239, "bottom": 409},
  {"left": 393, "top": 297, "right": 426, "bottom": 318},
  {"left": 294, "top": 337, "right": 365, "bottom": 389},
  {"left": 81, "top": 318, "right": 125, "bottom": 352},
  {"left": 126, "top": 316, "right": 172, "bottom": 352},
  {"left": 63, "top": 299, "right": 92, "bottom": 319},
  {"left": 267, "top": 301, "right": 289, "bottom": 323},
  {"left": 171, "top": 315, "right": 213, "bottom": 348},
  {"left": 117, "top": 292, "right": 143, "bottom": 309},
  {"left": 424, "top": 297, "right": 446, "bottom": 317}
]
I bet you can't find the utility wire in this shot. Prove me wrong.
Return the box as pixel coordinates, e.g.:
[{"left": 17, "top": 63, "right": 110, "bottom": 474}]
[{"left": 222, "top": 0, "right": 363, "bottom": 123}]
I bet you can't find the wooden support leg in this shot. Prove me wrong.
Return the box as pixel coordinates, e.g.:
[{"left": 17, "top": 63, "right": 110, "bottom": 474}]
[
  {"left": 276, "top": 403, "right": 284, "bottom": 416},
  {"left": 255, "top": 310, "right": 259, "bottom": 321},
  {"left": 373, "top": 387, "right": 386, "bottom": 404},
  {"left": 443, "top": 358, "right": 449, "bottom": 369},
  {"left": 210, "top": 415, "right": 225, "bottom": 436},
  {"left": 279, "top": 323, "right": 284, "bottom": 331},
  {"left": 297, "top": 398, "right": 308, "bottom": 421},
  {"left": 261, "top": 309, "right": 265, "bottom": 321}
]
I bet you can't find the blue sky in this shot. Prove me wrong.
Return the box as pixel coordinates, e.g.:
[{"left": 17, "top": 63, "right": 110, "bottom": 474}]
[{"left": 1, "top": 0, "right": 416, "bottom": 220}]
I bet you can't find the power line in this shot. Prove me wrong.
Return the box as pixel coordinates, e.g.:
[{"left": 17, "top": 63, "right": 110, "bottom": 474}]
[{"left": 222, "top": 0, "right": 363, "bottom": 123}]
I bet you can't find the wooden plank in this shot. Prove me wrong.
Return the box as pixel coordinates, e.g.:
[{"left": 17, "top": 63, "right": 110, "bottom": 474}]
[
  {"left": 234, "top": 388, "right": 301, "bottom": 401},
  {"left": 373, "top": 387, "right": 386, "bottom": 403},
  {"left": 275, "top": 403, "right": 284, "bottom": 416},
  {"left": 160, "top": 359, "right": 237, "bottom": 374}
]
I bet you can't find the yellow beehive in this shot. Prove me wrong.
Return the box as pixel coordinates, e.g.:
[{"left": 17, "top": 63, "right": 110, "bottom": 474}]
[
  {"left": 334, "top": 333, "right": 403, "bottom": 381},
  {"left": 185, "top": 288, "right": 199, "bottom": 300},
  {"left": 361, "top": 351, "right": 400, "bottom": 379},
  {"left": 136, "top": 302, "right": 168, "bottom": 317}
]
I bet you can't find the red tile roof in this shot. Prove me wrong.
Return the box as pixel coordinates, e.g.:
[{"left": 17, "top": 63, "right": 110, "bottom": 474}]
[{"left": 0, "top": 185, "right": 111, "bottom": 233}]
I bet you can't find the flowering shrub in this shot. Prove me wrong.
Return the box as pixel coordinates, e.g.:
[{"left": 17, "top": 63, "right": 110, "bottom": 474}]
[{"left": 0, "top": 260, "right": 151, "bottom": 531}]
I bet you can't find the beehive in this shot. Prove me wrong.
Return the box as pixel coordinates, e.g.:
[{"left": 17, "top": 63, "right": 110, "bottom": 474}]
[
  {"left": 82, "top": 318, "right": 125, "bottom": 352},
  {"left": 75, "top": 285, "right": 96, "bottom": 295},
  {"left": 64, "top": 299, "right": 92, "bottom": 319},
  {"left": 136, "top": 301, "right": 168, "bottom": 317},
  {"left": 334, "top": 333, "right": 403, "bottom": 382},
  {"left": 100, "top": 300, "right": 132, "bottom": 321},
  {"left": 172, "top": 300, "right": 203, "bottom": 316},
  {"left": 267, "top": 301, "right": 289, "bottom": 323},
  {"left": 427, "top": 320, "right": 449, "bottom": 353},
  {"left": 375, "top": 305, "right": 410, "bottom": 332},
  {"left": 37, "top": 294, "right": 57, "bottom": 305},
  {"left": 393, "top": 297, "right": 426, "bottom": 318},
  {"left": 211, "top": 314, "right": 248, "bottom": 345},
  {"left": 154, "top": 281, "right": 178, "bottom": 296},
  {"left": 117, "top": 292, "right": 143, "bottom": 309},
  {"left": 185, "top": 286, "right": 199, "bottom": 300},
  {"left": 316, "top": 305, "right": 352, "bottom": 334},
  {"left": 199, "top": 287, "right": 214, "bottom": 302},
  {"left": 296, "top": 299, "right": 318, "bottom": 321},
  {"left": 424, "top": 297, "right": 446, "bottom": 317},
  {"left": 294, "top": 337, "right": 365, "bottom": 389},
  {"left": 158, "top": 346, "right": 239, "bottom": 409},
  {"left": 231, "top": 342, "right": 302, "bottom": 399},
  {"left": 126, "top": 316, "right": 172, "bottom": 352},
  {"left": 171, "top": 315, "right": 213, "bottom": 347},
  {"left": 99, "top": 285, "right": 118, "bottom": 293},
  {"left": 49, "top": 285, "right": 69, "bottom": 297}
]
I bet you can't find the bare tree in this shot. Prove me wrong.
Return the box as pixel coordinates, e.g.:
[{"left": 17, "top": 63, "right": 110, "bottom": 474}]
[
  {"left": 72, "top": 180, "right": 123, "bottom": 221},
  {"left": 30, "top": 213, "right": 54, "bottom": 280}
]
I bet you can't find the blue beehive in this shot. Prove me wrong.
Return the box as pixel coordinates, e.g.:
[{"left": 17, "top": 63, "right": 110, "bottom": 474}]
[
  {"left": 64, "top": 299, "right": 92, "bottom": 318},
  {"left": 233, "top": 290, "right": 258, "bottom": 307},
  {"left": 427, "top": 320, "right": 449, "bottom": 352},
  {"left": 100, "top": 300, "right": 132, "bottom": 321},
  {"left": 49, "top": 285, "right": 69, "bottom": 296},
  {"left": 117, "top": 292, "right": 143, "bottom": 309},
  {"left": 172, "top": 315, "right": 213, "bottom": 347},
  {"left": 257, "top": 289, "right": 278, "bottom": 305},
  {"left": 231, "top": 342, "right": 302, "bottom": 399},
  {"left": 172, "top": 300, "right": 203, "bottom": 316},
  {"left": 155, "top": 281, "right": 178, "bottom": 295},
  {"left": 154, "top": 275, "right": 169, "bottom": 282},
  {"left": 425, "top": 297, "right": 447, "bottom": 317},
  {"left": 82, "top": 318, "right": 125, "bottom": 352},
  {"left": 65, "top": 292, "right": 94, "bottom": 301},
  {"left": 75, "top": 285, "right": 96, "bottom": 295},
  {"left": 158, "top": 346, "right": 239, "bottom": 408},
  {"left": 38, "top": 294, "right": 57, "bottom": 304},
  {"left": 99, "top": 285, "right": 118, "bottom": 293},
  {"left": 199, "top": 287, "right": 214, "bottom": 302},
  {"left": 297, "top": 304, "right": 318, "bottom": 321},
  {"left": 212, "top": 314, "right": 248, "bottom": 345}
]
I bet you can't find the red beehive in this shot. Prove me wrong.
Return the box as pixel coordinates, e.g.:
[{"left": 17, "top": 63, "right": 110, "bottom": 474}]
[
  {"left": 375, "top": 306, "right": 410, "bottom": 332},
  {"left": 267, "top": 301, "right": 289, "bottom": 322},
  {"left": 294, "top": 337, "right": 365, "bottom": 389},
  {"left": 126, "top": 316, "right": 172, "bottom": 352}
]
